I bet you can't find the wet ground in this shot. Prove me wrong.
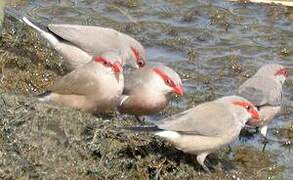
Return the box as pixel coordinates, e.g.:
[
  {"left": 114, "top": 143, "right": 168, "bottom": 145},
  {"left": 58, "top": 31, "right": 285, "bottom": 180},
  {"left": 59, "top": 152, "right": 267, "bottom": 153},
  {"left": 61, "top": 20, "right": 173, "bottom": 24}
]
[{"left": 1, "top": 0, "right": 293, "bottom": 179}]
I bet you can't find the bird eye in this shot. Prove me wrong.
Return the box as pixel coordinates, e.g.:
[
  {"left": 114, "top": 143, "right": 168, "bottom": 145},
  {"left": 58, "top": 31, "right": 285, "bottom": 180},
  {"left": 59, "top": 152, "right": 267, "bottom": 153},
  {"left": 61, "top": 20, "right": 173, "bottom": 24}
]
[
  {"left": 137, "top": 60, "right": 145, "bottom": 67},
  {"left": 103, "top": 61, "right": 111, "bottom": 67},
  {"left": 284, "top": 71, "right": 288, "bottom": 76},
  {"left": 165, "top": 79, "right": 172, "bottom": 85},
  {"left": 246, "top": 105, "right": 251, "bottom": 110}
]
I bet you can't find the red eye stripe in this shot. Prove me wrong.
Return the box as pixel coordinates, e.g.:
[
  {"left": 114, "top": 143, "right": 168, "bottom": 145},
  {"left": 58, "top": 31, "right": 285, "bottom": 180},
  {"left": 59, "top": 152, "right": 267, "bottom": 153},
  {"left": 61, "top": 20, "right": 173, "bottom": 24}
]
[
  {"left": 131, "top": 47, "right": 140, "bottom": 61},
  {"left": 232, "top": 101, "right": 253, "bottom": 109},
  {"left": 153, "top": 68, "right": 175, "bottom": 87},
  {"left": 232, "top": 100, "right": 259, "bottom": 120},
  {"left": 95, "top": 56, "right": 107, "bottom": 63},
  {"left": 275, "top": 68, "right": 288, "bottom": 78},
  {"left": 95, "top": 57, "right": 111, "bottom": 66},
  {"left": 131, "top": 47, "right": 144, "bottom": 67}
]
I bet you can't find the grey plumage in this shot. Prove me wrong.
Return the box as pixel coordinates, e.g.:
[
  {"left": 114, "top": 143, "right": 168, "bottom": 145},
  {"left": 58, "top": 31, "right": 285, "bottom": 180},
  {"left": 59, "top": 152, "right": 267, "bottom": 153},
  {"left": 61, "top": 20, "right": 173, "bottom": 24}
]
[
  {"left": 237, "top": 76, "right": 282, "bottom": 106},
  {"left": 39, "top": 51, "right": 124, "bottom": 113},
  {"left": 237, "top": 64, "right": 287, "bottom": 137},
  {"left": 23, "top": 17, "right": 146, "bottom": 69},
  {"left": 118, "top": 63, "right": 183, "bottom": 116},
  {"left": 124, "top": 96, "right": 260, "bottom": 172}
]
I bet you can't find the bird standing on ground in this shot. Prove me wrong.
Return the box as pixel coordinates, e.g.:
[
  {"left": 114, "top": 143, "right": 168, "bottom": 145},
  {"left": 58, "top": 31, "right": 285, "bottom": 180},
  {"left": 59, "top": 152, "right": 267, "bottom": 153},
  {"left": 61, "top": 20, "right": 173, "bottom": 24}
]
[
  {"left": 124, "top": 96, "right": 260, "bottom": 172},
  {"left": 22, "top": 17, "right": 146, "bottom": 70},
  {"left": 38, "top": 51, "right": 124, "bottom": 113},
  {"left": 237, "top": 64, "right": 288, "bottom": 137},
  {"left": 117, "top": 64, "right": 183, "bottom": 119}
]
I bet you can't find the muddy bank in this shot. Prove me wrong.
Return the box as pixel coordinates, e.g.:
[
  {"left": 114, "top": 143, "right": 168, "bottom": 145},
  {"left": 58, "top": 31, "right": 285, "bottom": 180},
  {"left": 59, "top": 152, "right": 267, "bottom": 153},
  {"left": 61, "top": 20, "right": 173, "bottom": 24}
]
[
  {"left": 0, "top": 7, "right": 286, "bottom": 180},
  {"left": 0, "top": 92, "right": 283, "bottom": 179}
]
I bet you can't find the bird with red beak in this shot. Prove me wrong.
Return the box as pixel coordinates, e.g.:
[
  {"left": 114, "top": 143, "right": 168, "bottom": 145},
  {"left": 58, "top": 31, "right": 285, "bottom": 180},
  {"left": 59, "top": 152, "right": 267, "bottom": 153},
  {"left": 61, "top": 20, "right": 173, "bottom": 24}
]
[
  {"left": 124, "top": 96, "right": 260, "bottom": 173},
  {"left": 38, "top": 51, "right": 124, "bottom": 113},
  {"left": 237, "top": 64, "right": 288, "bottom": 139},
  {"left": 117, "top": 64, "right": 183, "bottom": 119},
  {"left": 22, "top": 17, "right": 146, "bottom": 70}
]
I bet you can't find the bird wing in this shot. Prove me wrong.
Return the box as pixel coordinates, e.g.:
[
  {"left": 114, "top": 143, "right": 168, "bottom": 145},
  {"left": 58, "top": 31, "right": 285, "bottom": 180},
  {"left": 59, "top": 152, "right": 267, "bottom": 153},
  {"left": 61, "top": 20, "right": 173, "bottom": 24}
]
[
  {"left": 48, "top": 24, "right": 123, "bottom": 55},
  {"left": 49, "top": 64, "right": 100, "bottom": 95},
  {"left": 155, "top": 102, "right": 236, "bottom": 137},
  {"left": 237, "top": 76, "right": 282, "bottom": 106}
]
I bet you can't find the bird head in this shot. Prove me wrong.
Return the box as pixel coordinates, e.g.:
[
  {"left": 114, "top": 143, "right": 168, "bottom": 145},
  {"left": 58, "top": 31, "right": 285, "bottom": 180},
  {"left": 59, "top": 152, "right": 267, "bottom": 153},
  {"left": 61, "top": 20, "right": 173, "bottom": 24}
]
[
  {"left": 219, "top": 96, "right": 260, "bottom": 126},
  {"left": 125, "top": 38, "right": 146, "bottom": 69},
  {"left": 95, "top": 52, "right": 123, "bottom": 73},
  {"left": 256, "top": 64, "right": 288, "bottom": 84},
  {"left": 230, "top": 97, "right": 260, "bottom": 126},
  {"left": 152, "top": 65, "right": 184, "bottom": 96}
]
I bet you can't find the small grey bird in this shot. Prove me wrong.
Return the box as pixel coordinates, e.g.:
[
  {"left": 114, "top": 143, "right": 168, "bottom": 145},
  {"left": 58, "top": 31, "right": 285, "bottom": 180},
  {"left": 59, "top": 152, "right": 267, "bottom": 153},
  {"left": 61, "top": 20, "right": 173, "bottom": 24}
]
[
  {"left": 125, "top": 96, "right": 260, "bottom": 172},
  {"left": 117, "top": 64, "right": 183, "bottom": 118},
  {"left": 237, "top": 64, "right": 288, "bottom": 137},
  {"left": 38, "top": 51, "right": 124, "bottom": 113},
  {"left": 22, "top": 17, "right": 146, "bottom": 70}
]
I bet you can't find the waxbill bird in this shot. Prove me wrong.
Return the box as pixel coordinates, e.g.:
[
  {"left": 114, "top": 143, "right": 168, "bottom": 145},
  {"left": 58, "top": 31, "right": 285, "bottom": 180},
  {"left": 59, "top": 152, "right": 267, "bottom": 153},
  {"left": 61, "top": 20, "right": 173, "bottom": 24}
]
[
  {"left": 124, "top": 96, "right": 260, "bottom": 173},
  {"left": 38, "top": 51, "right": 124, "bottom": 113},
  {"left": 117, "top": 64, "right": 183, "bottom": 119},
  {"left": 237, "top": 64, "right": 288, "bottom": 137},
  {"left": 22, "top": 17, "right": 146, "bottom": 70}
]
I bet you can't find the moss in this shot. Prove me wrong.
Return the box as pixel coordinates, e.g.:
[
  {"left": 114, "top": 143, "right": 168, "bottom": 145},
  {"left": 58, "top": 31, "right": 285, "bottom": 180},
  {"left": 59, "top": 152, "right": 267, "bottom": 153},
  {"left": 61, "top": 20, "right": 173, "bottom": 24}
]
[
  {"left": 0, "top": 12, "right": 65, "bottom": 95},
  {"left": 0, "top": 91, "right": 283, "bottom": 179}
]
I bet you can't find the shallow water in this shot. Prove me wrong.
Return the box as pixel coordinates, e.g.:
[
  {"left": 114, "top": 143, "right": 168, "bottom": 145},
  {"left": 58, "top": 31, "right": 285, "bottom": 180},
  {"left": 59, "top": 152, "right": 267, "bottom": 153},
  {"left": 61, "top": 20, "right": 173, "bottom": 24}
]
[{"left": 4, "top": 0, "right": 293, "bottom": 179}]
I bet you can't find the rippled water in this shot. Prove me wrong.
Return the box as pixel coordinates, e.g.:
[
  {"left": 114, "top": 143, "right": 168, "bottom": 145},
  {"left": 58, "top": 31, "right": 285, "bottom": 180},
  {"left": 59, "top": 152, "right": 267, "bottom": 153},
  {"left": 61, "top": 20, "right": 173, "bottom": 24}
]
[{"left": 5, "top": 0, "right": 293, "bottom": 178}]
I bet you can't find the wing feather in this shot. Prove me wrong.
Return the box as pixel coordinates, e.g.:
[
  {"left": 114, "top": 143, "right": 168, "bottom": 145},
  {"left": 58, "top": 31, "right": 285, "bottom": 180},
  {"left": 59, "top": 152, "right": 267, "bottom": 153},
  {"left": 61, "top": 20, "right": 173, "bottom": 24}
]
[
  {"left": 155, "top": 102, "right": 236, "bottom": 136},
  {"left": 48, "top": 24, "right": 123, "bottom": 55},
  {"left": 49, "top": 64, "right": 100, "bottom": 95},
  {"left": 237, "top": 76, "right": 282, "bottom": 106}
]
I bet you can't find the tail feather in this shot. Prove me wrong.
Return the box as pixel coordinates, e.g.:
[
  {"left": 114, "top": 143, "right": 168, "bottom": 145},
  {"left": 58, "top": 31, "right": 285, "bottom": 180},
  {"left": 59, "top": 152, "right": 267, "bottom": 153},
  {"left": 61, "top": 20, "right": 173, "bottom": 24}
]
[
  {"left": 123, "top": 126, "right": 182, "bottom": 141},
  {"left": 122, "top": 126, "right": 162, "bottom": 132},
  {"left": 37, "top": 91, "right": 52, "bottom": 102},
  {"left": 22, "top": 17, "right": 59, "bottom": 46}
]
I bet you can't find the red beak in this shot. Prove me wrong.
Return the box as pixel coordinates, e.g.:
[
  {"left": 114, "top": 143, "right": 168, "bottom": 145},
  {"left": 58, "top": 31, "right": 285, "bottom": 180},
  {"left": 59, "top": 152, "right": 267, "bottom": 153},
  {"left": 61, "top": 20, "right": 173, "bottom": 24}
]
[
  {"left": 251, "top": 110, "right": 260, "bottom": 120},
  {"left": 246, "top": 110, "right": 260, "bottom": 126},
  {"left": 173, "top": 85, "right": 184, "bottom": 96},
  {"left": 112, "top": 62, "right": 123, "bottom": 73}
]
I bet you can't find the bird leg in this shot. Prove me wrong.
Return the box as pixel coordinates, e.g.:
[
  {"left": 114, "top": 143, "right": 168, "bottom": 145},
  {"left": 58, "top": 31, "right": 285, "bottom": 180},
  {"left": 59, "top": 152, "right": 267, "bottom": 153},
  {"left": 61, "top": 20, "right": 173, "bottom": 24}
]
[
  {"left": 196, "top": 152, "right": 211, "bottom": 173},
  {"left": 260, "top": 126, "right": 269, "bottom": 152},
  {"left": 260, "top": 125, "right": 268, "bottom": 137},
  {"left": 261, "top": 136, "right": 269, "bottom": 152}
]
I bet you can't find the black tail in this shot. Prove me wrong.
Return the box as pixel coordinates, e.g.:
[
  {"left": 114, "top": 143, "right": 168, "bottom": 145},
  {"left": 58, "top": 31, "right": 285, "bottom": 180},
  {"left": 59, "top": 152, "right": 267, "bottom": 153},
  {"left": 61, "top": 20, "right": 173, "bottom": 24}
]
[
  {"left": 121, "top": 126, "right": 162, "bottom": 132},
  {"left": 37, "top": 91, "right": 52, "bottom": 98}
]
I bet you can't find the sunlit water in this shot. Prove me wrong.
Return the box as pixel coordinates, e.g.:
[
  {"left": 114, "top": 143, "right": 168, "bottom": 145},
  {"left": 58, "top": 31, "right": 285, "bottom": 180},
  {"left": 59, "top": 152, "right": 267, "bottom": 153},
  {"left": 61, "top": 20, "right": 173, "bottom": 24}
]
[{"left": 6, "top": 0, "right": 293, "bottom": 178}]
